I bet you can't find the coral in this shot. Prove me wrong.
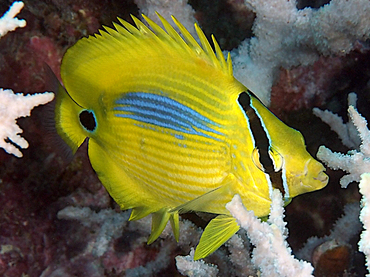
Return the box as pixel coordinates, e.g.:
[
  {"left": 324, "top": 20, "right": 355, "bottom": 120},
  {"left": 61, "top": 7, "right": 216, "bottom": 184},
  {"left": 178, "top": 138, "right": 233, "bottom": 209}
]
[
  {"left": 313, "top": 93, "right": 360, "bottom": 149},
  {"left": 0, "top": 88, "right": 53, "bottom": 157},
  {"left": 226, "top": 234, "right": 256, "bottom": 276},
  {"left": 50, "top": 198, "right": 204, "bottom": 276},
  {"left": 134, "top": 0, "right": 197, "bottom": 37},
  {"left": 0, "top": 1, "right": 25, "bottom": 37},
  {"left": 296, "top": 203, "right": 361, "bottom": 275},
  {"left": 176, "top": 248, "right": 219, "bottom": 277},
  {"left": 232, "top": 0, "right": 370, "bottom": 105},
  {"left": 0, "top": 2, "right": 54, "bottom": 158},
  {"left": 315, "top": 94, "right": 370, "bottom": 188},
  {"left": 314, "top": 94, "right": 370, "bottom": 274},
  {"left": 270, "top": 56, "right": 344, "bottom": 116},
  {"left": 226, "top": 191, "right": 314, "bottom": 277},
  {"left": 53, "top": 206, "right": 172, "bottom": 276},
  {"left": 359, "top": 173, "right": 370, "bottom": 276}
]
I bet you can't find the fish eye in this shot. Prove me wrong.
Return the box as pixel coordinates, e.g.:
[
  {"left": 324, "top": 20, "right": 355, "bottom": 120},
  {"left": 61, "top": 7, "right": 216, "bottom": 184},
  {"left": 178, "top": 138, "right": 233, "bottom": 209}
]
[
  {"left": 79, "top": 109, "right": 97, "bottom": 132},
  {"left": 251, "top": 147, "right": 284, "bottom": 173}
]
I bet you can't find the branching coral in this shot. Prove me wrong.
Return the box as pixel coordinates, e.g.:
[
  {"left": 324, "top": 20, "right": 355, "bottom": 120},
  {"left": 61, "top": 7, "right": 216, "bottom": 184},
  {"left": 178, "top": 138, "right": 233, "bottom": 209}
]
[
  {"left": 359, "top": 173, "right": 370, "bottom": 275},
  {"left": 134, "top": 0, "right": 197, "bottom": 37},
  {"left": 314, "top": 94, "right": 370, "bottom": 274},
  {"left": 0, "top": 1, "right": 26, "bottom": 37},
  {"left": 0, "top": 88, "right": 53, "bottom": 157},
  {"left": 232, "top": 0, "right": 370, "bottom": 105},
  {"left": 226, "top": 191, "right": 314, "bottom": 277},
  {"left": 0, "top": 3, "right": 54, "bottom": 157},
  {"left": 314, "top": 93, "right": 370, "bottom": 188},
  {"left": 176, "top": 248, "right": 219, "bottom": 277}
]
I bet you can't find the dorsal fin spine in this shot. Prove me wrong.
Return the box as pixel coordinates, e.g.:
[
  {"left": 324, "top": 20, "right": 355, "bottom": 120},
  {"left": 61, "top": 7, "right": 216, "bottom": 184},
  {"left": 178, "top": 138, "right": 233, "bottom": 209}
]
[
  {"left": 171, "top": 16, "right": 203, "bottom": 55},
  {"left": 156, "top": 13, "right": 186, "bottom": 47},
  {"left": 120, "top": 13, "right": 231, "bottom": 76},
  {"left": 142, "top": 14, "right": 171, "bottom": 40},
  {"left": 194, "top": 23, "right": 219, "bottom": 69},
  {"left": 227, "top": 52, "right": 233, "bottom": 75},
  {"left": 212, "top": 34, "right": 227, "bottom": 72}
]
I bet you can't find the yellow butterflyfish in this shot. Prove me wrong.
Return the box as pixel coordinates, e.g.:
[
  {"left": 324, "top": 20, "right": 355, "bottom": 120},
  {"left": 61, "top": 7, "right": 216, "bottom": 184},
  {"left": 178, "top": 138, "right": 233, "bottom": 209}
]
[{"left": 54, "top": 13, "right": 328, "bottom": 260}]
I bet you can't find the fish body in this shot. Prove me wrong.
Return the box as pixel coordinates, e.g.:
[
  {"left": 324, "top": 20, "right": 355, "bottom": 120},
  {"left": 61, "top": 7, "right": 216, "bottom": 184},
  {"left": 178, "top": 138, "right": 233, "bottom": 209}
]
[{"left": 55, "top": 14, "right": 328, "bottom": 259}]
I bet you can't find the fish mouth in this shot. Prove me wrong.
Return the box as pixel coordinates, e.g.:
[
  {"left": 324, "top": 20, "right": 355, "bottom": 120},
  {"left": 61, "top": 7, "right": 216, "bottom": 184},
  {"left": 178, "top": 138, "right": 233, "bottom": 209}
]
[
  {"left": 313, "top": 170, "right": 329, "bottom": 184},
  {"left": 306, "top": 158, "right": 329, "bottom": 186}
]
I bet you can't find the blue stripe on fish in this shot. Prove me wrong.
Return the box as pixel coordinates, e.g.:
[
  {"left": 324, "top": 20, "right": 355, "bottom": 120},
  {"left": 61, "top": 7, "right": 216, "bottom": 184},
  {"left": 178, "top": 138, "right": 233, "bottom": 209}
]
[{"left": 114, "top": 92, "right": 224, "bottom": 140}]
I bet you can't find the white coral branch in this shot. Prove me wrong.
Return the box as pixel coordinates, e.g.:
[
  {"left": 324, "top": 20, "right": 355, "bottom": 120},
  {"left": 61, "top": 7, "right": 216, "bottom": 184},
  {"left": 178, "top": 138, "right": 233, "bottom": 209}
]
[
  {"left": 0, "top": 89, "right": 54, "bottom": 157},
  {"left": 233, "top": 0, "right": 370, "bottom": 105},
  {"left": 315, "top": 93, "right": 370, "bottom": 274},
  {"left": 0, "top": 1, "right": 26, "bottom": 38},
  {"left": 359, "top": 173, "right": 370, "bottom": 276},
  {"left": 226, "top": 191, "right": 314, "bottom": 277},
  {"left": 316, "top": 101, "right": 370, "bottom": 188},
  {"left": 175, "top": 248, "right": 219, "bottom": 277}
]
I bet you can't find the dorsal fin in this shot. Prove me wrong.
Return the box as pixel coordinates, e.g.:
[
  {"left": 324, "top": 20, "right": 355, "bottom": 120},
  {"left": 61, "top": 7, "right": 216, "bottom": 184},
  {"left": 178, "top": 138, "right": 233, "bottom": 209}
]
[{"left": 61, "top": 13, "right": 232, "bottom": 86}]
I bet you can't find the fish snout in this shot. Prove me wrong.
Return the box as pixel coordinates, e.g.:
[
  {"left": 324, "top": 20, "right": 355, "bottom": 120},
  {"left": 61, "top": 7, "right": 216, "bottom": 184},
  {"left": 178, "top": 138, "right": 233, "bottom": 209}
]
[
  {"left": 307, "top": 158, "right": 328, "bottom": 189},
  {"left": 313, "top": 169, "right": 329, "bottom": 186},
  {"left": 290, "top": 158, "right": 329, "bottom": 197}
]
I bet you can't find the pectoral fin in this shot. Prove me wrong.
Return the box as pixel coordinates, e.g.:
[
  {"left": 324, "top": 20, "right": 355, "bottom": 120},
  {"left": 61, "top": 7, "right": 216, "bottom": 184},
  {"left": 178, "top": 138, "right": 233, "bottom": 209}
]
[
  {"left": 194, "top": 215, "right": 239, "bottom": 260},
  {"left": 170, "top": 186, "right": 224, "bottom": 214},
  {"left": 171, "top": 174, "right": 236, "bottom": 214}
]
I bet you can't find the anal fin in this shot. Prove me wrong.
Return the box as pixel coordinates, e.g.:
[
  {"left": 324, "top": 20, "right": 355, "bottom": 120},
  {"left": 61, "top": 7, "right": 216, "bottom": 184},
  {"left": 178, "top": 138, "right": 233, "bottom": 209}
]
[
  {"left": 148, "top": 208, "right": 170, "bottom": 244},
  {"left": 147, "top": 208, "right": 180, "bottom": 244},
  {"left": 194, "top": 215, "right": 239, "bottom": 260},
  {"left": 170, "top": 212, "right": 180, "bottom": 242},
  {"left": 129, "top": 206, "right": 155, "bottom": 221}
]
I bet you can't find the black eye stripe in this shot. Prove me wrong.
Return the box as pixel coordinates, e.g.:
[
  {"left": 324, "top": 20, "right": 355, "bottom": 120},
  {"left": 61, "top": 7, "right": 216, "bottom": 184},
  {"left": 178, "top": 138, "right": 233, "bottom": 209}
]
[
  {"left": 238, "top": 91, "right": 285, "bottom": 195},
  {"left": 238, "top": 92, "right": 273, "bottom": 171}
]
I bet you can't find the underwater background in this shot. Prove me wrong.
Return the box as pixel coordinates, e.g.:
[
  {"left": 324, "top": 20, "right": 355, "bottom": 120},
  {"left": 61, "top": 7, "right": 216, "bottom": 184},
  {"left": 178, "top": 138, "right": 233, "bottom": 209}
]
[{"left": 0, "top": 0, "right": 370, "bottom": 276}]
